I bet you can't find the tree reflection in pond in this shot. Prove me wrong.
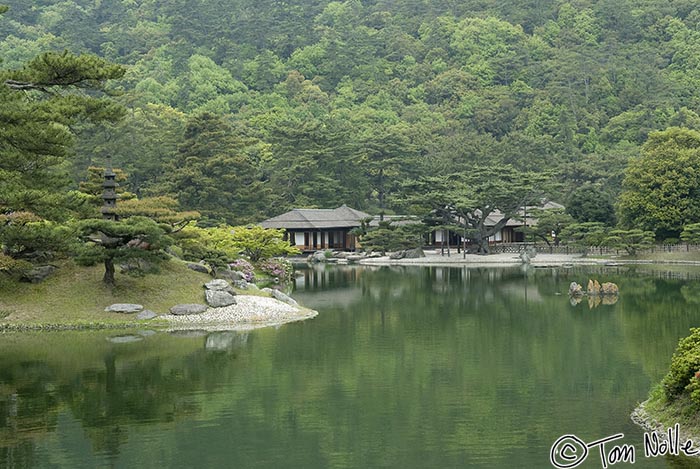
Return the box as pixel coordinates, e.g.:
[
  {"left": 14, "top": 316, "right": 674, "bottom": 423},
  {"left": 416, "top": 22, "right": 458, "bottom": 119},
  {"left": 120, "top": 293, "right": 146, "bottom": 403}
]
[{"left": 3, "top": 266, "right": 700, "bottom": 467}]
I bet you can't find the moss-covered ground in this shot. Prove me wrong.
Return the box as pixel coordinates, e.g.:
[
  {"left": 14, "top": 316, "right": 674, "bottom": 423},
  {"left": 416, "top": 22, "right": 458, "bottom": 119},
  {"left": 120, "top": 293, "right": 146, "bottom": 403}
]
[{"left": 0, "top": 259, "right": 211, "bottom": 328}]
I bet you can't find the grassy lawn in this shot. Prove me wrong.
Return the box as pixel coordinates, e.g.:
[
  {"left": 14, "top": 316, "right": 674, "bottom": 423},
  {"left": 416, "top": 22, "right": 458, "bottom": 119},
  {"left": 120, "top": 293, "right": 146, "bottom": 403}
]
[{"left": 0, "top": 258, "right": 212, "bottom": 326}]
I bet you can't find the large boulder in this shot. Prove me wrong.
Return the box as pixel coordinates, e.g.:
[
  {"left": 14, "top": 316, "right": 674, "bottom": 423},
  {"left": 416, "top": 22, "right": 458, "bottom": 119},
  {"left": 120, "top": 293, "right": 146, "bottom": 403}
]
[
  {"left": 216, "top": 269, "right": 246, "bottom": 282},
  {"left": 233, "top": 279, "right": 249, "bottom": 289},
  {"left": 389, "top": 250, "right": 406, "bottom": 260},
  {"left": 105, "top": 303, "right": 144, "bottom": 314},
  {"left": 205, "top": 290, "right": 237, "bottom": 307},
  {"left": 568, "top": 282, "right": 584, "bottom": 297},
  {"left": 404, "top": 247, "right": 425, "bottom": 259},
  {"left": 601, "top": 282, "right": 620, "bottom": 296},
  {"left": 204, "top": 279, "right": 236, "bottom": 295},
  {"left": 20, "top": 265, "right": 57, "bottom": 283},
  {"left": 262, "top": 288, "right": 299, "bottom": 307},
  {"left": 587, "top": 279, "right": 602, "bottom": 296},
  {"left": 308, "top": 251, "right": 329, "bottom": 263},
  {"left": 186, "top": 262, "right": 211, "bottom": 274},
  {"left": 169, "top": 304, "right": 208, "bottom": 315}
]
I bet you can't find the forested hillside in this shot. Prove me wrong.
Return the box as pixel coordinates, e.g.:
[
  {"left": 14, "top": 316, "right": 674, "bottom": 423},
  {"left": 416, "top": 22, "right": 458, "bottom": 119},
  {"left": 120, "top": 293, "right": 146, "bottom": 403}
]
[{"left": 2, "top": 0, "right": 700, "bottom": 228}]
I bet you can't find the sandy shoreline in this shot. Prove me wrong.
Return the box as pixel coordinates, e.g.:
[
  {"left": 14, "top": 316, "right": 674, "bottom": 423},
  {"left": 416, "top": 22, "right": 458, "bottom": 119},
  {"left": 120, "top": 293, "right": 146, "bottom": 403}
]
[{"left": 161, "top": 295, "right": 318, "bottom": 332}]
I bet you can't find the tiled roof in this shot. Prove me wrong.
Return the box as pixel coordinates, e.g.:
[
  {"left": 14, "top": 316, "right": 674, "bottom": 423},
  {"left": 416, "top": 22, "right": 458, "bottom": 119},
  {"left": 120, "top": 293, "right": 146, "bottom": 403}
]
[{"left": 260, "top": 205, "right": 371, "bottom": 229}]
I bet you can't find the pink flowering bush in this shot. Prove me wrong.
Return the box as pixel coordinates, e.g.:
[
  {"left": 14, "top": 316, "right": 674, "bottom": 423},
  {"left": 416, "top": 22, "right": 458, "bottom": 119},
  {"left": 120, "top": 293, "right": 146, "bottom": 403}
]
[
  {"left": 257, "top": 258, "right": 293, "bottom": 283},
  {"left": 229, "top": 259, "right": 255, "bottom": 282}
]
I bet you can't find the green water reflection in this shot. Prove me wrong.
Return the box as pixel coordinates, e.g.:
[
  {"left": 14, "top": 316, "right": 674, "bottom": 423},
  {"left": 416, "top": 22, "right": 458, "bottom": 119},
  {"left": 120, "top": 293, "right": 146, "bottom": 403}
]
[{"left": 3, "top": 265, "right": 700, "bottom": 468}]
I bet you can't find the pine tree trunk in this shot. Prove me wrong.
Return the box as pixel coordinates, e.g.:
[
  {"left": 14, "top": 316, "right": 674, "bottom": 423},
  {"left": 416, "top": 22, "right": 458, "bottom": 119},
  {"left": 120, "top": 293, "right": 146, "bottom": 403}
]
[{"left": 103, "top": 257, "right": 115, "bottom": 286}]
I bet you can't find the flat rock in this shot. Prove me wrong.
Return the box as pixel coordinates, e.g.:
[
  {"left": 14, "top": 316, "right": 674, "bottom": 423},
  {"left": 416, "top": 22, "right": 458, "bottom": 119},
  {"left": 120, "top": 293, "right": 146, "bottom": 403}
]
[
  {"left": 204, "top": 279, "right": 236, "bottom": 295},
  {"left": 136, "top": 310, "right": 158, "bottom": 320},
  {"left": 205, "top": 290, "right": 237, "bottom": 307},
  {"left": 105, "top": 303, "right": 144, "bottom": 314},
  {"left": 205, "top": 279, "right": 230, "bottom": 290},
  {"left": 169, "top": 304, "right": 208, "bottom": 315},
  {"left": 270, "top": 289, "right": 299, "bottom": 307}
]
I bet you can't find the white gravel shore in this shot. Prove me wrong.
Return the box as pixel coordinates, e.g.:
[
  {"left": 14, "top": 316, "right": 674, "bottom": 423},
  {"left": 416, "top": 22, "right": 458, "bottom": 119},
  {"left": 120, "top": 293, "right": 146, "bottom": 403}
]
[
  {"left": 357, "top": 251, "right": 595, "bottom": 267},
  {"left": 162, "top": 295, "right": 318, "bottom": 332}
]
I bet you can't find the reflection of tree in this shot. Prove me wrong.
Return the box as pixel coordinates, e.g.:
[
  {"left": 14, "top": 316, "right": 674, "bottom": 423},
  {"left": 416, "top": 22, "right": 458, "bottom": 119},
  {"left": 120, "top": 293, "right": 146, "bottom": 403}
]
[
  {"left": 0, "top": 333, "right": 212, "bottom": 465},
  {"left": 4, "top": 267, "right": 700, "bottom": 467}
]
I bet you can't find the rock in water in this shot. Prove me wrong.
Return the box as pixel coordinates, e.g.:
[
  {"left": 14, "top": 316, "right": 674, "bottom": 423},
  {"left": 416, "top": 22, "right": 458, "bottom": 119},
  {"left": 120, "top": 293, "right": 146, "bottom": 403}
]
[
  {"left": 601, "top": 282, "right": 619, "bottom": 296},
  {"left": 587, "top": 279, "right": 602, "bottom": 296},
  {"left": 169, "top": 304, "right": 208, "bottom": 315},
  {"left": 568, "top": 282, "right": 584, "bottom": 297},
  {"left": 308, "top": 251, "right": 329, "bottom": 263},
  {"left": 205, "top": 290, "right": 237, "bottom": 307},
  {"left": 105, "top": 303, "right": 144, "bottom": 314}
]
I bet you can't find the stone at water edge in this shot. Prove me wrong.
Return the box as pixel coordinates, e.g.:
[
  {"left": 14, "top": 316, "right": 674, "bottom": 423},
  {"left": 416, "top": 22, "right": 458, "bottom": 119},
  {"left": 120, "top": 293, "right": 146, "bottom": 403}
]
[
  {"left": 389, "top": 250, "right": 406, "bottom": 259},
  {"left": 262, "top": 287, "right": 298, "bottom": 306},
  {"left": 587, "top": 279, "right": 602, "bottom": 296},
  {"left": 105, "top": 303, "right": 144, "bottom": 314},
  {"left": 205, "top": 290, "right": 237, "bottom": 308},
  {"left": 601, "top": 282, "right": 620, "bottom": 296},
  {"left": 568, "top": 282, "right": 584, "bottom": 297},
  {"left": 169, "top": 304, "right": 208, "bottom": 315},
  {"left": 404, "top": 247, "right": 425, "bottom": 259},
  {"left": 308, "top": 251, "right": 329, "bottom": 263}
]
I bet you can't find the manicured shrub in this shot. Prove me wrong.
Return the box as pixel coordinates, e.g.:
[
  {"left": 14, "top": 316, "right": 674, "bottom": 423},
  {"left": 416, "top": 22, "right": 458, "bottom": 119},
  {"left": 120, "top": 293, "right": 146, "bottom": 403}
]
[
  {"left": 662, "top": 328, "right": 700, "bottom": 405},
  {"left": 230, "top": 259, "right": 254, "bottom": 282},
  {"left": 258, "top": 258, "right": 293, "bottom": 283}
]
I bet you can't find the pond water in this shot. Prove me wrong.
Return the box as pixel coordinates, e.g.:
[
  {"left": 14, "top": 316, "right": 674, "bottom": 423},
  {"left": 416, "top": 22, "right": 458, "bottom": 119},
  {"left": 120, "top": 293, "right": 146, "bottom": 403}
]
[{"left": 3, "top": 265, "right": 700, "bottom": 468}]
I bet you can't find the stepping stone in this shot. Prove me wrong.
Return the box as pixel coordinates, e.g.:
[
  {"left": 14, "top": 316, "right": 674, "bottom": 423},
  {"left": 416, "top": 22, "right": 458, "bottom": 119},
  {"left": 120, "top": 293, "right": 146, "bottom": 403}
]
[
  {"left": 169, "top": 304, "right": 208, "bottom": 315},
  {"left": 105, "top": 304, "right": 143, "bottom": 314}
]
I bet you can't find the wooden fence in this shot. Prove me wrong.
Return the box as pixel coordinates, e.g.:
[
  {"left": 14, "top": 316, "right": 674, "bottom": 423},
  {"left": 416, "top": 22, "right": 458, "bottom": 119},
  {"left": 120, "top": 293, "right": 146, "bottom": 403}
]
[{"left": 489, "top": 243, "right": 700, "bottom": 255}]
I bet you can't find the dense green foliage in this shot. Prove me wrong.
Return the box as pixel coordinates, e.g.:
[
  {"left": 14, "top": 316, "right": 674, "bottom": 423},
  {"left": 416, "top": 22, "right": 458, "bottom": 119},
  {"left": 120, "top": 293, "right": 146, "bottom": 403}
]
[
  {"left": 602, "top": 229, "right": 655, "bottom": 256},
  {"left": 662, "top": 328, "right": 700, "bottom": 409},
  {"left": 229, "top": 225, "right": 300, "bottom": 262},
  {"left": 73, "top": 216, "right": 173, "bottom": 285},
  {"left": 617, "top": 128, "right": 700, "bottom": 239},
  {"left": 4, "top": 0, "right": 700, "bottom": 228},
  {"left": 6, "top": 1, "right": 700, "bottom": 262}
]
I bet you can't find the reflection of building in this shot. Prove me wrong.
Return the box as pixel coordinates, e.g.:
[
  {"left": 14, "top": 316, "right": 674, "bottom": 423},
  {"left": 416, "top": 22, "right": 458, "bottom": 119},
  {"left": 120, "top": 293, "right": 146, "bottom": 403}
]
[{"left": 261, "top": 205, "right": 370, "bottom": 252}]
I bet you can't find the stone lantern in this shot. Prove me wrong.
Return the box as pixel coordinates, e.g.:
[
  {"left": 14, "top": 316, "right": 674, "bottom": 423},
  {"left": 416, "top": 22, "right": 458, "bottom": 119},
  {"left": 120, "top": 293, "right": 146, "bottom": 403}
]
[{"left": 100, "top": 158, "right": 119, "bottom": 221}]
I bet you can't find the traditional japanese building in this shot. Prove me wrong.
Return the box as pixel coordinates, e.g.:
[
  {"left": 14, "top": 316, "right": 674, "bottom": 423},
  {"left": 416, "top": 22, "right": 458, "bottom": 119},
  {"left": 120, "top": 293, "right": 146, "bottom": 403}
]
[
  {"left": 431, "top": 201, "right": 566, "bottom": 246},
  {"left": 260, "top": 205, "right": 371, "bottom": 251}
]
